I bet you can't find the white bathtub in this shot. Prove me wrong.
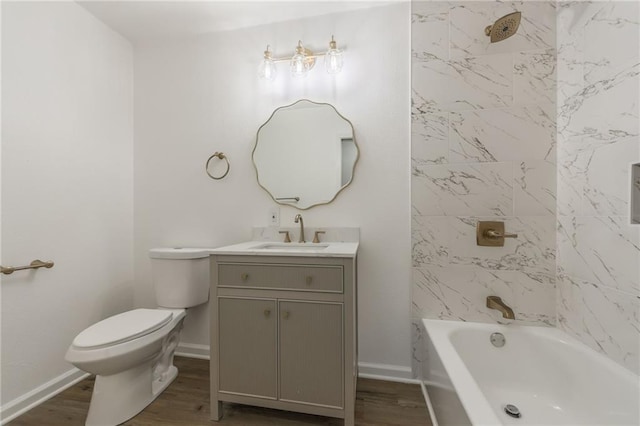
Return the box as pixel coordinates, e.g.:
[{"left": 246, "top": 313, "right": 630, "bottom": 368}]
[{"left": 421, "top": 319, "right": 640, "bottom": 426}]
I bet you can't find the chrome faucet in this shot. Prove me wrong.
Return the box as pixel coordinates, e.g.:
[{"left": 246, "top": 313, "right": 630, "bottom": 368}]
[
  {"left": 294, "top": 214, "right": 305, "bottom": 243},
  {"left": 486, "top": 296, "right": 515, "bottom": 320}
]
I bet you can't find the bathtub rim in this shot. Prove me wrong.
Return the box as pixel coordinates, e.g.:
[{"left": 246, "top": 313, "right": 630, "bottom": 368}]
[{"left": 422, "top": 319, "right": 640, "bottom": 426}]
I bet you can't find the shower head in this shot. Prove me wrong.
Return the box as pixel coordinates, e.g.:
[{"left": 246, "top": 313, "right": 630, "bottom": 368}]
[{"left": 485, "top": 11, "right": 521, "bottom": 43}]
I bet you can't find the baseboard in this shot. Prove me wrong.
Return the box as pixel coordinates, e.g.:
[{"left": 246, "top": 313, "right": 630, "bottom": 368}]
[
  {"left": 0, "top": 368, "right": 89, "bottom": 425},
  {"left": 175, "top": 342, "right": 210, "bottom": 360},
  {"left": 357, "top": 362, "right": 417, "bottom": 384},
  {"left": 177, "top": 343, "right": 416, "bottom": 384}
]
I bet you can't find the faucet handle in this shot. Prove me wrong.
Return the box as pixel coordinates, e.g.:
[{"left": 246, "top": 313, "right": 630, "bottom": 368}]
[
  {"left": 476, "top": 221, "right": 517, "bottom": 247},
  {"left": 279, "top": 231, "right": 292, "bottom": 243},
  {"left": 313, "top": 231, "right": 326, "bottom": 243}
]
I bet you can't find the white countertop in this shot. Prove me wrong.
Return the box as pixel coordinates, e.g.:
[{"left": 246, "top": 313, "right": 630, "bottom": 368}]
[{"left": 207, "top": 241, "right": 359, "bottom": 258}]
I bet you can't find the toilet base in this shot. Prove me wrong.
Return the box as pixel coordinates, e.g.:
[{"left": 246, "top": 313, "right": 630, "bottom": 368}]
[
  {"left": 83, "top": 320, "right": 183, "bottom": 426},
  {"left": 86, "top": 363, "right": 178, "bottom": 426}
]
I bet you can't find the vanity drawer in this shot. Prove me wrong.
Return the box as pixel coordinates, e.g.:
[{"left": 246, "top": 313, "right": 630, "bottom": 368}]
[{"left": 218, "top": 263, "right": 343, "bottom": 293}]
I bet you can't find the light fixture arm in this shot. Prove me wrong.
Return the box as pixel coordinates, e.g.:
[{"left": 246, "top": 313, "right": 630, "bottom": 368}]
[{"left": 270, "top": 52, "right": 328, "bottom": 62}]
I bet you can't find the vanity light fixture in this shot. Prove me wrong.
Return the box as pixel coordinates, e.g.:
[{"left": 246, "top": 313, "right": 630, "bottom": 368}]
[{"left": 258, "top": 36, "right": 344, "bottom": 80}]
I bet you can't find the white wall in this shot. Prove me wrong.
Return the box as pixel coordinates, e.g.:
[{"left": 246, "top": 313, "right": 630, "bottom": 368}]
[
  {"left": 134, "top": 4, "right": 412, "bottom": 373},
  {"left": 1, "top": 0, "right": 134, "bottom": 414}
]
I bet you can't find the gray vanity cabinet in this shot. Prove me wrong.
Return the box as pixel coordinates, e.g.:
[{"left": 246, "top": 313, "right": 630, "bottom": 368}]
[
  {"left": 278, "top": 300, "right": 343, "bottom": 408},
  {"left": 217, "top": 297, "right": 277, "bottom": 399},
  {"left": 210, "top": 254, "right": 357, "bottom": 426}
]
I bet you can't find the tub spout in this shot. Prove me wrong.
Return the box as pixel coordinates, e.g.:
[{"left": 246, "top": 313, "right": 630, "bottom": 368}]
[{"left": 486, "top": 296, "right": 515, "bottom": 320}]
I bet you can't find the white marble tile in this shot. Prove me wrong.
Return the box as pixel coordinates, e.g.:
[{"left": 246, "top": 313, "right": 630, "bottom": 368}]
[
  {"left": 557, "top": 274, "right": 640, "bottom": 374},
  {"left": 514, "top": 49, "right": 556, "bottom": 106},
  {"left": 449, "top": 104, "right": 556, "bottom": 163},
  {"left": 557, "top": 216, "right": 640, "bottom": 296},
  {"left": 556, "top": 1, "right": 599, "bottom": 32},
  {"left": 634, "top": 165, "right": 640, "bottom": 224},
  {"left": 412, "top": 215, "right": 449, "bottom": 267},
  {"left": 413, "top": 265, "right": 555, "bottom": 325},
  {"left": 556, "top": 137, "right": 588, "bottom": 216},
  {"left": 413, "top": 215, "right": 557, "bottom": 276},
  {"left": 448, "top": 216, "right": 556, "bottom": 276},
  {"left": 583, "top": 137, "right": 640, "bottom": 216},
  {"left": 556, "top": 165, "right": 583, "bottom": 217},
  {"left": 556, "top": 137, "right": 640, "bottom": 217},
  {"left": 412, "top": 162, "right": 513, "bottom": 216},
  {"left": 411, "top": 88, "right": 439, "bottom": 118},
  {"left": 412, "top": 4, "right": 449, "bottom": 62},
  {"left": 449, "top": 1, "right": 555, "bottom": 58},
  {"left": 412, "top": 110, "right": 449, "bottom": 165},
  {"left": 514, "top": 160, "right": 556, "bottom": 216},
  {"left": 556, "top": 2, "right": 640, "bottom": 146},
  {"left": 555, "top": 1, "right": 640, "bottom": 376},
  {"left": 583, "top": 2, "right": 640, "bottom": 85},
  {"left": 412, "top": 55, "right": 512, "bottom": 111},
  {"left": 411, "top": 318, "right": 426, "bottom": 376},
  {"left": 556, "top": 2, "right": 585, "bottom": 101},
  {"left": 558, "top": 63, "right": 640, "bottom": 145},
  {"left": 556, "top": 43, "right": 583, "bottom": 103}
]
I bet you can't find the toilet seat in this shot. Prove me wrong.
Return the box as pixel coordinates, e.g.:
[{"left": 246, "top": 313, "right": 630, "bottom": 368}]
[{"left": 72, "top": 309, "right": 173, "bottom": 349}]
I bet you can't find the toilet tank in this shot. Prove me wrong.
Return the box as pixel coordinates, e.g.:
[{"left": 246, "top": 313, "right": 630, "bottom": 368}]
[{"left": 149, "top": 248, "right": 210, "bottom": 308}]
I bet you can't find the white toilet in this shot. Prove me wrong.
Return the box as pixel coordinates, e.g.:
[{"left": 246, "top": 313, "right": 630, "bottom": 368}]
[{"left": 65, "top": 248, "right": 209, "bottom": 426}]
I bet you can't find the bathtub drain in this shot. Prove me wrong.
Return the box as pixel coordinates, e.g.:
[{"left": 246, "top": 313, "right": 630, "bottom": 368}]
[
  {"left": 490, "top": 332, "right": 506, "bottom": 347},
  {"left": 504, "top": 404, "right": 521, "bottom": 419}
]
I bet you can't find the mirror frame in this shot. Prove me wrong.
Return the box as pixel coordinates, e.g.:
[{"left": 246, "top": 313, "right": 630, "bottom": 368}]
[{"left": 252, "top": 99, "right": 359, "bottom": 210}]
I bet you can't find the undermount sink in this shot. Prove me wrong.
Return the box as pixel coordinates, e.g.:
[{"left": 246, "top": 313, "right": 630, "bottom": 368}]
[
  {"left": 207, "top": 237, "right": 358, "bottom": 258},
  {"left": 254, "top": 243, "right": 330, "bottom": 251}
]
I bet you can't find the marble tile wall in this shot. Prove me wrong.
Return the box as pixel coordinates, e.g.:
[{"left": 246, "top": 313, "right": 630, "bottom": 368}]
[
  {"left": 411, "top": 0, "right": 557, "bottom": 338},
  {"left": 556, "top": 1, "right": 640, "bottom": 374}
]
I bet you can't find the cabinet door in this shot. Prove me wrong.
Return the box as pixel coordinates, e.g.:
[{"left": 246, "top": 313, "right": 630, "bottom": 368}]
[
  {"left": 218, "top": 297, "right": 277, "bottom": 399},
  {"left": 279, "top": 301, "right": 343, "bottom": 408}
]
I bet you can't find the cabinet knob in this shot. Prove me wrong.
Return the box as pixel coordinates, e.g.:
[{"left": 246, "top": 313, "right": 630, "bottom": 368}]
[
  {"left": 264, "top": 309, "right": 271, "bottom": 317},
  {"left": 305, "top": 276, "right": 313, "bottom": 285},
  {"left": 241, "top": 273, "right": 249, "bottom": 281},
  {"left": 283, "top": 311, "right": 290, "bottom": 319}
]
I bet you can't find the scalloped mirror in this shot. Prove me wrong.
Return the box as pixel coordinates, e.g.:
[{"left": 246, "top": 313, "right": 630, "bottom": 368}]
[{"left": 252, "top": 99, "right": 358, "bottom": 210}]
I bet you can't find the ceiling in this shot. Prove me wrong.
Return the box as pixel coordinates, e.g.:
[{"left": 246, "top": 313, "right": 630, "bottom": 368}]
[{"left": 78, "top": 1, "right": 397, "bottom": 44}]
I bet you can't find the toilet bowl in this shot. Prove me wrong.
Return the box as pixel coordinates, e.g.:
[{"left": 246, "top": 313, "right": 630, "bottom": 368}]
[{"left": 65, "top": 248, "right": 209, "bottom": 426}]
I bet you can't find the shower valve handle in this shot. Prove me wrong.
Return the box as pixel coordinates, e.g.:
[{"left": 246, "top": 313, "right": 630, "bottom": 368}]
[{"left": 485, "top": 229, "right": 518, "bottom": 239}]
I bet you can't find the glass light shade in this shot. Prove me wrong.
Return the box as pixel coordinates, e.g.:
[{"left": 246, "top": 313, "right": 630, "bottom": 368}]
[
  {"left": 258, "top": 57, "right": 277, "bottom": 81},
  {"left": 258, "top": 46, "right": 277, "bottom": 81},
  {"left": 324, "top": 49, "right": 343, "bottom": 74},
  {"left": 290, "top": 52, "right": 310, "bottom": 77},
  {"left": 325, "top": 37, "right": 343, "bottom": 75},
  {"left": 290, "top": 41, "right": 311, "bottom": 77}
]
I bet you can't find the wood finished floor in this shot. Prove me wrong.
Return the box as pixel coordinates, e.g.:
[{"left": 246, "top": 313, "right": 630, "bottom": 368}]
[{"left": 9, "top": 357, "right": 432, "bottom": 426}]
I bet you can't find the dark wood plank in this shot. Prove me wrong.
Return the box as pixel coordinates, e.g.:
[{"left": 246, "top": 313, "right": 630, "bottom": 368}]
[{"left": 8, "top": 357, "right": 432, "bottom": 426}]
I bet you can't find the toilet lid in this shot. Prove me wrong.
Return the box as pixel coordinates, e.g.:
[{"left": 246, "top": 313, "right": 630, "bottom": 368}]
[{"left": 73, "top": 309, "right": 173, "bottom": 349}]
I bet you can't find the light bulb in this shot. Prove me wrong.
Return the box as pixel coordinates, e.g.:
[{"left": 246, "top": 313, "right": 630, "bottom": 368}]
[
  {"left": 290, "top": 41, "right": 310, "bottom": 77},
  {"left": 324, "top": 36, "right": 343, "bottom": 74},
  {"left": 258, "top": 46, "right": 277, "bottom": 81}
]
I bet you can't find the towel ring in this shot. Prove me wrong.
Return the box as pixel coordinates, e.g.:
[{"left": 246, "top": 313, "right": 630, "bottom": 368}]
[{"left": 206, "top": 152, "right": 230, "bottom": 180}]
